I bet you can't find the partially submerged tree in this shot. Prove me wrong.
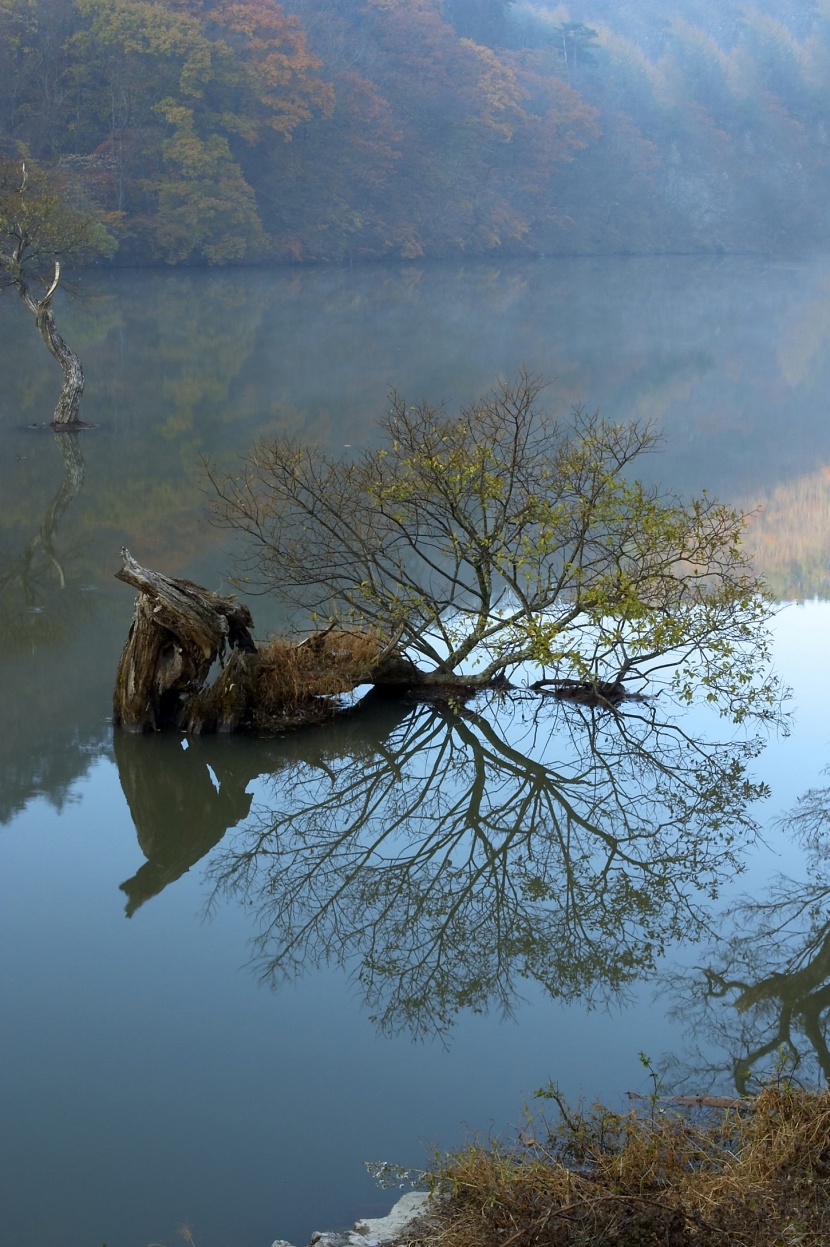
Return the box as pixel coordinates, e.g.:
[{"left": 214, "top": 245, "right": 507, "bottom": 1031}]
[
  {"left": 209, "top": 372, "right": 778, "bottom": 722},
  {"left": 0, "top": 157, "right": 116, "bottom": 426}
]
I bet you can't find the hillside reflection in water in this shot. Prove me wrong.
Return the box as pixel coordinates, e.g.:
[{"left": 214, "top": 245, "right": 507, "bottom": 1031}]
[{"left": 5, "top": 256, "right": 830, "bottom": 1247}]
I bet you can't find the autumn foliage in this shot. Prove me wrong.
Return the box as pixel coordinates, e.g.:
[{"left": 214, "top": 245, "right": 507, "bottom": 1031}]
[{"left": 0, "top": 0, "right": 828, "bottom": 262}]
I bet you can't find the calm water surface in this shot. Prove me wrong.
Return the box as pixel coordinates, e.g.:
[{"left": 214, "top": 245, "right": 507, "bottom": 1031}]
[{"left": 2, "top": 256, "right": 830, "bottom": 1247}]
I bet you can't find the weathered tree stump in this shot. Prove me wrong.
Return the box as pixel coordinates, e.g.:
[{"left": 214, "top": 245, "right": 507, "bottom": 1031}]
[
  {"left": 113, "top": 548, "right": 256, "bottom": 732},
  {"left": 114, "top": 553, "right": 625, "bottom": 736},
  {"left": 112, "top": 551, "right": 389, "bottom": 735}
]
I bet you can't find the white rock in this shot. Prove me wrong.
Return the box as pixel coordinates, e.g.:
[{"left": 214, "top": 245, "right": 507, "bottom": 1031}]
[
  {"left": 302, "top": 1191, "right": 433, "bottom": 1247},
  {"left": 353, "top": 1191, "right": 431, "bottom": 1241}
]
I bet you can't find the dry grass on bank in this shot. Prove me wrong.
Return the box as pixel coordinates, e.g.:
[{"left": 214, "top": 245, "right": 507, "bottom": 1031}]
[{"left": 404, "top": 1084, "right": 830, "bottom": 1247}]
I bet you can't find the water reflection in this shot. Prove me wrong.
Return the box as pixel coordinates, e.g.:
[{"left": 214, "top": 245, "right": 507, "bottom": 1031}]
[
  {"left": 6, "top": 259, "right": 830, "bottom": 606},
  {"left": 667, "top": 770, "right": 830, "bottom": 1092},
  {"left": 0, "top": 432, "right": 86, "bottom": 648},
  {"left": 115, "top": 734, "right": 260, "bottom": 915},
  {"left": 741, "top": 467, "right": 830, "bottom": 600},
  {"left": 112, "top": 692, "right": 769, "bottom": 1038},
  {"left": 0, "top": 431, "right": 100, "bottom": 824},
  {"left": 6, "top": 258, "right": 830, "bottom": 1247}
]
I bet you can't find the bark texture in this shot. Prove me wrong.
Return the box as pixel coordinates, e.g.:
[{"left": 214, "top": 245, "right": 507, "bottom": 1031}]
[
  {"left": 18, "top": 262, "right": 86, "bottom": 426},
  {"left": 113, "top": 548, "right": 256, "bottom": 732}
]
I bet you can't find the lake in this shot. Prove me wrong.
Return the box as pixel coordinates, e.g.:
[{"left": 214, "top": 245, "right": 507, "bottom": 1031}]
[{"left": 2, "top": 255, "right": 830, "bottom": 1247}]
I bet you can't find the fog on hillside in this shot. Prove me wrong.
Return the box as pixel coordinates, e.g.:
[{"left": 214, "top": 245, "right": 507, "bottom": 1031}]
[{"left": 1, "top": 0, "right": 826, "bottom": 265}]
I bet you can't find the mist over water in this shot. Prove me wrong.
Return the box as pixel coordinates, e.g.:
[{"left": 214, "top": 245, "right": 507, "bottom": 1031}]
[
  {"left": 2, "top": 256, "right": 830, "bottom": 1247},
  {"left": 4, "top": 0, "right": 830, "bottom": 1241}
]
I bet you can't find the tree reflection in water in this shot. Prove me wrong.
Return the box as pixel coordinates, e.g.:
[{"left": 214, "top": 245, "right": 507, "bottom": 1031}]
[
  {"left": 115, "top": 733, "right": 259, "bottom": 916},
  {"left": 667, "top": 770, "right": 830, "bottom": 1092},
  {"left": 185, "top": 691, "right": 770, "bottom": 1038},
  {"left": 0, "top": 431, "right": 86, "bottom": 650},
  {"left": 0, "top": 431, "right": 95, "bottom": 825}
]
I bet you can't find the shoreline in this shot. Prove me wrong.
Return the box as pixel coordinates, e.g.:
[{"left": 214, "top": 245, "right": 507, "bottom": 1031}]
[{"left": 272, "top": 1191, "right": 435, "bottom": 1247}]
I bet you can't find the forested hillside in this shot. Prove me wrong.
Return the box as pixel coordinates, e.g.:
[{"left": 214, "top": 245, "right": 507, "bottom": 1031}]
[{"left": 1, "top": 0, "right": 828, "bottom": 264}]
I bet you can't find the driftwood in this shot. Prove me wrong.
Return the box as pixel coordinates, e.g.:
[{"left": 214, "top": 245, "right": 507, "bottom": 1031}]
[
  {"left": 531, "top": 676, "right": 627, "bottom": 704},
  {"left": 113, "top": 548, "right": 256, "bottom": 732}
]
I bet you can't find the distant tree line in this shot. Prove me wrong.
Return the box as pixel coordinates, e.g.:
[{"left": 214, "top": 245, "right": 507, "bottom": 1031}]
[{"left": 0, "top": 0, "right": 828, "bottom": 264}]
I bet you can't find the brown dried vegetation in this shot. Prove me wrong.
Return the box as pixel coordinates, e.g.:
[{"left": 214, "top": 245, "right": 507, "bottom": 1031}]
[
  {"left": 186, "top": 629, "right": 387, "bottom": 733},
  {"left": 409, "top": 1085, "right": 830, "bottom": 1247}
]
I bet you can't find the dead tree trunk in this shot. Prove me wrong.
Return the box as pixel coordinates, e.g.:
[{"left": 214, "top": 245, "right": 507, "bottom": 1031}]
[
  {"left": 113, "top": 548, "right": 256, "bottom": 732},
  {"left": 113, "top": 555, "right": 633, "bottom": 736},
  {"left": 19, "top": 262, "right": 86, "bottom": 427}
]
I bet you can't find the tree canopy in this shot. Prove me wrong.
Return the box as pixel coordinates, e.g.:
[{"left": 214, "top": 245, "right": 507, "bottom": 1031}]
[
  {"left": 211, "top": 372, "right": 779, "bottom": 722},
  {"left": 0, "top": 158, "right": 115, "bottom": 289},
  {"left": 2, "top": 0, "right": 827, "bottom": 261}
]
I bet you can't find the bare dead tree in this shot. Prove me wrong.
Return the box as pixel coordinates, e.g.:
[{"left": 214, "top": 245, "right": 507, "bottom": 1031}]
[{"left": 0, "top": 158, "right": 116, "bottom": 427}]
